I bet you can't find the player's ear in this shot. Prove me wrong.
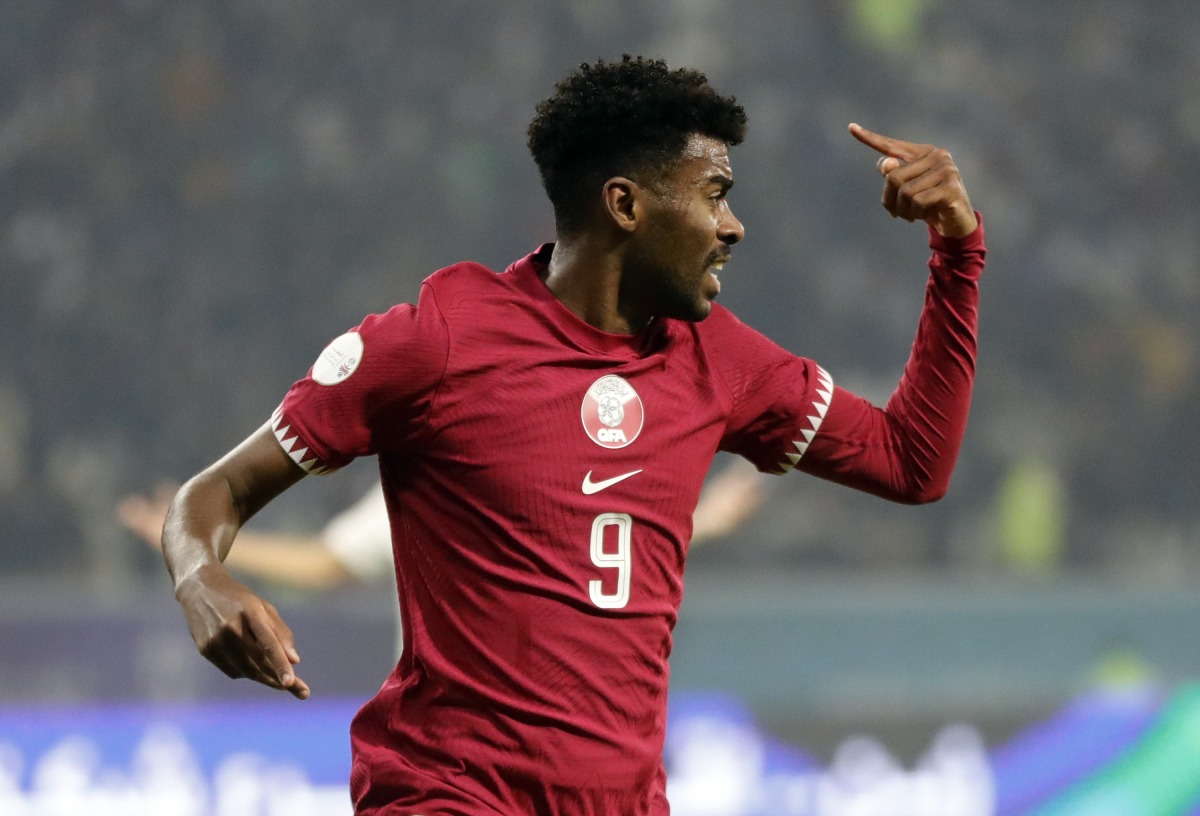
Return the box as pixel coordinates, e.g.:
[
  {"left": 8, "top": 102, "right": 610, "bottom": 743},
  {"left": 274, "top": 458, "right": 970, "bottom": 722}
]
[{"left": 601, "top": 177, "right": 643, "bottom": 233}]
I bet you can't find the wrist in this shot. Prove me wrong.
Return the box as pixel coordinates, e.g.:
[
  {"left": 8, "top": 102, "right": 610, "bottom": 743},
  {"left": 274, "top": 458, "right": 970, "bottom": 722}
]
[
  {"left": 933, "top": 205, "right": 979, "bottom": 239},
  {"left": 929, "top": 211, "right": 985, "bottom": 250},
  {"left": 172, "top": 560, "right": 226, "bottom": 601}
]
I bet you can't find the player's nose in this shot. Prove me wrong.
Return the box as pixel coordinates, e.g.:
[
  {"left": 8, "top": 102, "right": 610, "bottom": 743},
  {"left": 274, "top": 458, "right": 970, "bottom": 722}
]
[{"left": 718, "top": 206, "right": 745, "bottom": 246}]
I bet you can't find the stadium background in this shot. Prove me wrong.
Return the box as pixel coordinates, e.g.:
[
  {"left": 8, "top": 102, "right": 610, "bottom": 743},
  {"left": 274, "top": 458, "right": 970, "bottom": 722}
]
[{"left": 2, "top": 1, "right": 1198, "bottom": 813}]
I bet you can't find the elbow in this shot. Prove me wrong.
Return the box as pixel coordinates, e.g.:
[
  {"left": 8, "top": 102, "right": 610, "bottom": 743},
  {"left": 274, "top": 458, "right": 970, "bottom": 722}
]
[
  {"left": 908, "top": 486, "right": 949, "bottom": 505},
  {"left": 892, "top": 478, "right": 950, "bottom": 506},
  {"left": 891, "top": 441, "right": 959, "bottom": 505}
]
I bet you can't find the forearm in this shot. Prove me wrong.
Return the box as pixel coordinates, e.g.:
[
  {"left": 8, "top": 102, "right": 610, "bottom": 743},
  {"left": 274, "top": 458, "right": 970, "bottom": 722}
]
[
  {"left": 161, "top": 424, "right": 312, "bottom": 699},
  {"left": 803, "top": 220, "right": 985, "bottom": 503},
  {"left": 163, "top": 422, "right": 308, "bottom": 591},
  {"left": 162, "top": 469, "right": 244, "bottom": 592},
  {"left": 880, "top": 221, "right": 985, "bottom": 499}
]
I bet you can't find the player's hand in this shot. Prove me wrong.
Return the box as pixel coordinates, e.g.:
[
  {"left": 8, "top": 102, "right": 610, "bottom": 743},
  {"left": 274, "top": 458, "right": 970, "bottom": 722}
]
[
  {"left": 848, "top": 123, "right": 978, "bottom": 238},
  {"left": 174, "top": 564, "right": 310, "bottom": 699}
]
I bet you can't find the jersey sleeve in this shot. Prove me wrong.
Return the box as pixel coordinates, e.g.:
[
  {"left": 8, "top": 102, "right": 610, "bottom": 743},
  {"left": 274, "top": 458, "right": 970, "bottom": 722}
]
[
  {"left": 270, "top": 281, "right": 449, "bottom": 475},
  {"left": 719, "top": 219, "right": 986, "bottom": 503},
  {"left": 713, "top": 311, "right": 837, "bottom": 473}
]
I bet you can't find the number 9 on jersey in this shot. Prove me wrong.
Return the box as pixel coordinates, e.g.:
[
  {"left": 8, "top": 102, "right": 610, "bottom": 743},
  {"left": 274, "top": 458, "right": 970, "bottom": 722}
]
[{"left": 589, "top": 512, "right": 632, "bottom": 609}]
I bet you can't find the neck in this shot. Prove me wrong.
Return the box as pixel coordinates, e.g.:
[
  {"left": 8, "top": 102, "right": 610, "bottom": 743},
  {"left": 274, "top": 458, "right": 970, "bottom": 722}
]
[{"left": 543, "top": 234, "right": 652, "bottom": 335}]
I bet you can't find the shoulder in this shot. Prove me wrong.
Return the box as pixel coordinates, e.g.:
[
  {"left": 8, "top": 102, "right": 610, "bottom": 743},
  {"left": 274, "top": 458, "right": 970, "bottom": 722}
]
[
  {"left": 658, "top": 305, "right": 770, "bottom": 403},
  {"left": 660, "top": 304, "right": 768, "bottom": 375},
  {"left": 690, "top": 302, "right": 769, "bottom": 348},
  {"left": 687, "top": 303, "right": 816, "bottom": 391},
  {"left": 355, "top": 259, "right": 502, "bottom": 339},
  {"left": 697, "top": 302, "right": 748, "bottom": 333},
  {"left": 424, "top": 259, "right": 498, "bottom": 287},
  {"left": 421, "top": 260, "right": 506, "bottom": 311}
]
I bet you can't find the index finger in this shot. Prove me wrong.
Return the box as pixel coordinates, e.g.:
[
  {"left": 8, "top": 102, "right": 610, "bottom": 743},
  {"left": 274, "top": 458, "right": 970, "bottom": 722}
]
[{"left": 847, "top": 123, "right": 927, "bottom": 162}]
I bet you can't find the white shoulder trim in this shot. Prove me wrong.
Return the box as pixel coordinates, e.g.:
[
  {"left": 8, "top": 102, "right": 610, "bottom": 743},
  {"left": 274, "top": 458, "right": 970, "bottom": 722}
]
[
  {"left": 775, "top": 365, "right": 834, "bottom": 473},
  {"left": 271, "top": 406, "right": 336, "bottom": 476}
]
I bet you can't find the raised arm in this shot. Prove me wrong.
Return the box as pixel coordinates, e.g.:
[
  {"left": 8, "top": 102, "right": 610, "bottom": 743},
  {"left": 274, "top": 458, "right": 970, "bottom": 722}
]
[
  {"left": 163, "top": 422, "right": 312, "bottom": 698},
  {"left": 795, "top": 125, "right": 984, "bottom": 503}
]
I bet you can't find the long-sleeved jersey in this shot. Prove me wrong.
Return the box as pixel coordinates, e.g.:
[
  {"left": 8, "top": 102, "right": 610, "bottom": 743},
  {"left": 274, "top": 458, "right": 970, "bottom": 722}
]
[{"left": 272, "top": 222, "right": 986, "bottom": 815}]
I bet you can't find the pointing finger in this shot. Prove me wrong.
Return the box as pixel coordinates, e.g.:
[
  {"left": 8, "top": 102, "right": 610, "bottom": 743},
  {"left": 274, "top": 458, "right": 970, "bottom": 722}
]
[{"left": 848, "top": 123, "right": 926, "bottom": 162}]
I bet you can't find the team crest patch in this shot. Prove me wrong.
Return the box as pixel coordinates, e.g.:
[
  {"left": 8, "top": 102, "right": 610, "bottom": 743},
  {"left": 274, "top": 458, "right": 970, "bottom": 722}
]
[
  {"left": 312, "top": 331, "right": 364, "bottom": 386},
  {"left": 581, "top": 375, "right": 644, "bottom": 449}
]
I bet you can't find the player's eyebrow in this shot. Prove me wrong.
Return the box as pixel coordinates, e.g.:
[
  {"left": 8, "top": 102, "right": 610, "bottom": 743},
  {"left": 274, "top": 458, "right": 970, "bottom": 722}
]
[{"left": 708, "top": 174, "right": 734, "bottom": 189}]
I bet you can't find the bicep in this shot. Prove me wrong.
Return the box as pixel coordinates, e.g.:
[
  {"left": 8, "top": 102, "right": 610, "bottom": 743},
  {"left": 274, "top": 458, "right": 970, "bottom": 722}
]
[{"left": 797, "top": 386, "right": 945, "bottom": 504}]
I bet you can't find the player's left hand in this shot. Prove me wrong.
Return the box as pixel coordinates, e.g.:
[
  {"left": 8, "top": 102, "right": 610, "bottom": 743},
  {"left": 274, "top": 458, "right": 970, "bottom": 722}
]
[
  {"left": 848, "top": 123, "right": 978, "bottom": 238},
  {"left": 175, "top": 563, "right": 311, "bottom": 700}
]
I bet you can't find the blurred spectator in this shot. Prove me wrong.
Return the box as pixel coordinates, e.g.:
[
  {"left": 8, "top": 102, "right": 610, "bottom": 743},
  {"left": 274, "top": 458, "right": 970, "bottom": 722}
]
[
  {"left": 118, "top": 482, "right": 391, "bottom": 592},
  {"left": 118, "top": 460, "right": 762, "bottom": 587},
  {"left": 3, "top": 0, "right": 1198, "bottom": 579}
]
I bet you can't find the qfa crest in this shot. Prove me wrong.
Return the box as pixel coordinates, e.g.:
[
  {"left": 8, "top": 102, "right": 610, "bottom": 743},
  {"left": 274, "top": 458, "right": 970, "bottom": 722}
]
[{"left": 581, "top": 375, "right": 644, "bottom": 449}]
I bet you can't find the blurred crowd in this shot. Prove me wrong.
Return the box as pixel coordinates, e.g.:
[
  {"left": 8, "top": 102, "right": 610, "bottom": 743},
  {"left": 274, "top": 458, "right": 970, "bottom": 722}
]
[{"left": 3, "top": 0, "right": 1197, "bottom": 584}]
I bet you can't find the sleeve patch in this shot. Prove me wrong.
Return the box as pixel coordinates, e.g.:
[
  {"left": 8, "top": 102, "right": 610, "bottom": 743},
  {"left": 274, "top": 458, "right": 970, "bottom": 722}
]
[
  {"left": 775, "top": 366, "right": 834, "bottom": 473},
  {"left": 312, "top": 331, "right": 364, "bottom": 386}
]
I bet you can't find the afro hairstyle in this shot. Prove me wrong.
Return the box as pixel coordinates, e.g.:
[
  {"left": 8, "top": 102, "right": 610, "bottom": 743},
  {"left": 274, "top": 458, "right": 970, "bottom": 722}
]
[{"left": 527, "top": 56, "right": 747, "bottom": 235}]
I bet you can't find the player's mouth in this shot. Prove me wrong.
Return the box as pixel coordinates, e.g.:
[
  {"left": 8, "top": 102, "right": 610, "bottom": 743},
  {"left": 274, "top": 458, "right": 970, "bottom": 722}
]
[
  {"left": 704, "top": 248, "right": 730, "bottom": 297},
  {"left": 706, "top": 260, "right": 725, "bottom": 294}
]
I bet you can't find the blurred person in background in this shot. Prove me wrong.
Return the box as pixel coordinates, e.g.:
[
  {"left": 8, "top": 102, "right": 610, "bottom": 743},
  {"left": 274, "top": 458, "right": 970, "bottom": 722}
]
[
  {"left": 120, "top": 460, "right": 763, "bottom": 674},
  {"left": 121, "top": 481, "right": 392, "bottom": 593},
  {"left": 159, "top": 56, "right": 984, "bottom": 814},
  {"left": 119, "top": 461, "right": 764, "bottom": 587},
  {"left": 118, "top": 457, "right": 763, "bottom": 606}
]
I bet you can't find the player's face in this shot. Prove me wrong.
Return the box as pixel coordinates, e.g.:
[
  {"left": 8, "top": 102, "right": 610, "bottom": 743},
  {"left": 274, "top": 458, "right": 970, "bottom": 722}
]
[{"left": 628, "top": 134, "right": 745, "bottom": 322}]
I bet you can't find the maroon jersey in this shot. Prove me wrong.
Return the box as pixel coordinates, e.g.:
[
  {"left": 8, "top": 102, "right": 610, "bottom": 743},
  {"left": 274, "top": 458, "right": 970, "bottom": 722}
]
[{"left": 272, "top": 224, "right": 985, "bottom": 815}]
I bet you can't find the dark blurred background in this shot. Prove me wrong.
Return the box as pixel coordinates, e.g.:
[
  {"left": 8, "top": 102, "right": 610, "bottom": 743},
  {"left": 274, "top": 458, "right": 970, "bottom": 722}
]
[{"left": 2, "top": 0, "right": 1198, "bottom": 763}]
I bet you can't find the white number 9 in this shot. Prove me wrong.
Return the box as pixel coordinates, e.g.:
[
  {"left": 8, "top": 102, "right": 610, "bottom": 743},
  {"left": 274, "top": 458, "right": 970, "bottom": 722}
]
[{"left": 589, "top": 512, "right": 632, "bottom": 609}]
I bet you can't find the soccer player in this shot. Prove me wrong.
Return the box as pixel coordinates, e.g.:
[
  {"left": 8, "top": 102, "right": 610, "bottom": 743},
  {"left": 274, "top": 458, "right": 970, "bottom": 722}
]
[{"left": 161, "top": 56, "right": 985, "bottom": 814}]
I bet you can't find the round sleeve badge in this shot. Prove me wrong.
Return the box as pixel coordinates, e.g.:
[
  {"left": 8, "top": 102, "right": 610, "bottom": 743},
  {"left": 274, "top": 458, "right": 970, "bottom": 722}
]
[
  {"left": 312, "top": 331, "right": 365, "bottom": 386},
  {"left": 581, "top": 375, "right": 644, "bottom": 448}
]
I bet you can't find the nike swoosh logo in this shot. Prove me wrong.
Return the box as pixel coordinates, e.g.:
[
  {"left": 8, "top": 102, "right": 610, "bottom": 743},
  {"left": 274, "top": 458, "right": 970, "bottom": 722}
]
[{"left": 582, "top": 469, "right": 643, "bottom": 495}]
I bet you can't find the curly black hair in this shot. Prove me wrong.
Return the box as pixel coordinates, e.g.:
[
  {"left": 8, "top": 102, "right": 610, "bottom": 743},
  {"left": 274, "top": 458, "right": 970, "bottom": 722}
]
[{"left": 528, "top": 56, "right": 747, "bottom": 235}]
